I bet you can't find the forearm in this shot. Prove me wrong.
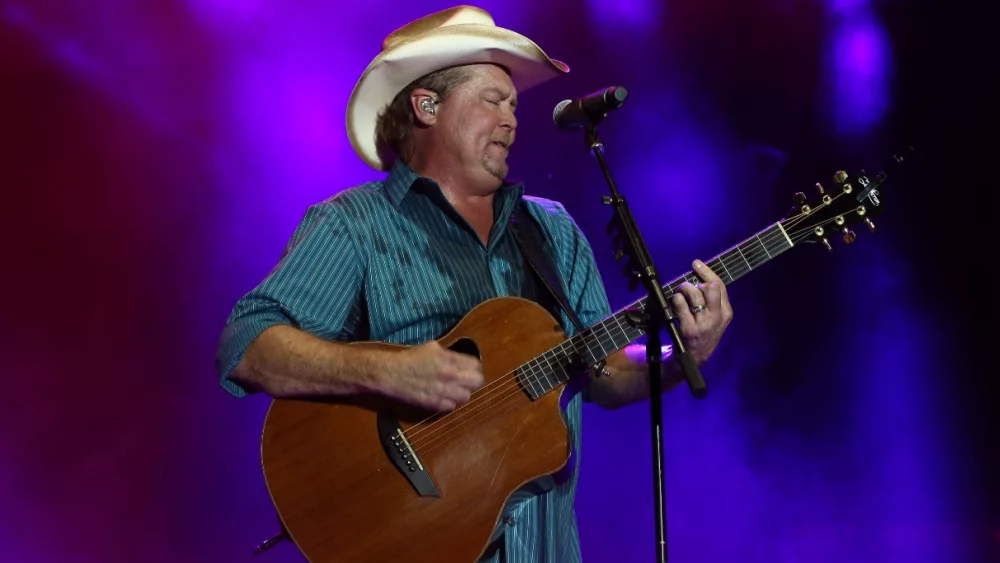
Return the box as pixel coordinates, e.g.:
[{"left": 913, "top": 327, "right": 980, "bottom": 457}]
[
  {"left": 229, "top": 325, "right": 386, "bottom": 398},
  {"left": 587, "top": 345, "right": 685, "bottom": 410}
]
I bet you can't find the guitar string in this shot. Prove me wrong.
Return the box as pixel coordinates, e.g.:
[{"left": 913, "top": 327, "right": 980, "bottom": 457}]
[
  {"left": 403, "top": 203, "right": 831, "bottom": 443},
  {"left": 408, "top": 212, "right": 843, "bottom": 455},
  {"left": 410, "top": 312, "right": 636, "bottom": 453},
  {"left": 404, "top": 202, "right": 846, "bottom": 449},
  {"left": 406, "top": 225, "right": 790, "bottom": 450},
  {"left": 409, "top": 207, "right": 828, "bottom": 450},
  {"left": 404, "top": 202, "right": 839, "bottom": 447}
]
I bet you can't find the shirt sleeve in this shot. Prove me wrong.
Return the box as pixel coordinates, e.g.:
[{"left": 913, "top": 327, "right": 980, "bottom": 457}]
[
  {"left": 214, "top": 201, "right": 365, "bottom": 397},
  {"left": 551, "top": 203, "right": 613, "bottom": 331}
]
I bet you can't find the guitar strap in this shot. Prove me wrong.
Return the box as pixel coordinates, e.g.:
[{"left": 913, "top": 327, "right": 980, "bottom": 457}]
[
  {"left": 508, "top": 201, "right": 589, "bottom": 338},
  {"left": 505, "top": 201, "right": 601, "bottom": 488},
  {"left": 508, "top": 200, "right": 607, "bottom": 395}
]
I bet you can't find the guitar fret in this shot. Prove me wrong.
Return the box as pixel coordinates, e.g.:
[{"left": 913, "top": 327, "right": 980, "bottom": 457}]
[
  {"left": 713, "top": 255, "right": 733, "bottom": 284},
  {"left": 537, "top": 357, "right": 554, "bottom": 395},
  {"left": 540, "top": 357, "right": 556, "bottom": 391},
  {"left": 583, "top": 331, "right": 603, "bottom": 361},
  {"left": 528, "top": 360, "right": 549, "bottom": 398},
  {"left": 522, "top": 222, "right": 796, "bottom": 398},
  {"left": 755, "top": 234, "right": 771, "bottom": 258},
  {"left": 528, "top": 359, "right": 544, "bottom": 399},
  {"left": 739, "top": 240, "right": 759, "bottom": 268},
  {"left": 735, "top": 244, "right": 752, "bottom": 270}
]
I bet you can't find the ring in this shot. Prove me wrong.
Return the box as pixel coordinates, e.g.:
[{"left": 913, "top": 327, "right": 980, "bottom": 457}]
[{"left": 690, "top": 304, "right": 706, "bottom": 314}]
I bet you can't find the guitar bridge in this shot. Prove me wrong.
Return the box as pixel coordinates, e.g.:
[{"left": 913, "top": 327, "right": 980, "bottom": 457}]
[{"left": 377, "top": 412, "right": 441, "bottom": 498}]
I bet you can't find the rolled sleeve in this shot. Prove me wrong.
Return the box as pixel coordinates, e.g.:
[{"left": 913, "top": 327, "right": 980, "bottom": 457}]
[{"left": 214, "top": 201, "right": 365, "bottom": 397}]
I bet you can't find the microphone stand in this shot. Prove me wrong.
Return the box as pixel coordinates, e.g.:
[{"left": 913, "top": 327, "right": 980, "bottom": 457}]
[{"left": 581, "top": 119, "right": 708, "bottom": 563}]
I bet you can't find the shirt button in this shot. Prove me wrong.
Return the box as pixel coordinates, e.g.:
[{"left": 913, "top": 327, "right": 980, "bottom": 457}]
[{"left": 503, "top": 517, "right": 515, "bottom": 527}]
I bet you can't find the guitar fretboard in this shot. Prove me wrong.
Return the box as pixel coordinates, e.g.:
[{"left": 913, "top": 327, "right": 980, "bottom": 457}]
[{"left": 520, "top": 221, "right": 795, "bottom": 399}]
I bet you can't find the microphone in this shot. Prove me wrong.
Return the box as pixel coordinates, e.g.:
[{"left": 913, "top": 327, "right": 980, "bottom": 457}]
[{"left": 552, "top": 86, "right": 628, "bottom": 130}]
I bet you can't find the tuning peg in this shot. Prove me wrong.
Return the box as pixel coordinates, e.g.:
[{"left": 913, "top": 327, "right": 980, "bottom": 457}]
[
  {"left": 865, "top": 217, "right": 875, "bottom": 233},
  {"left": 833, "top": 170, "right": 848, "bottom": 184},
  {"left": 786, "top": 192, "right": 810, "bottom": 219},
  {"left": 815, "top": 182, "right": 825, "bottom": 195},
  {"left": 821, "top": 237, "right": 832, "bottom": 252},
  {"left": 842, "top": 227, "right": 856, "bottom": 244}
]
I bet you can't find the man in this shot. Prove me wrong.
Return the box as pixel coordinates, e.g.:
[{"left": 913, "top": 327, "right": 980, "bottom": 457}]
[{"left": 215, "top": 5, "right": 733, "bottom": 562}]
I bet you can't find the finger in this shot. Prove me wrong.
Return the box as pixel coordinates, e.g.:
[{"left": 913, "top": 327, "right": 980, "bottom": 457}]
[
  {"left": 446, "top": 349, "right": 483, "bottom": 372},
  {"left": 449, "top": 385, "right": 473, "bottom": 406},
  {"left": 693, "top": 259, "right": 728, "bottom": 300},
  {"left": 701, "top": 280, "right": 724, "bottom": 310},
  {"left": 456, "top": 368, "right": 485, "bottom": 391},
  {"left": 437, "top": 397, "right": 458, "bottom": 412},
  {"left": 442, "top": 350, "right": 483, "bottom": 387},
  {"left": 670, "top": 291, "right": 696, "bottom": 327},
  {"left": 692, "top": 259, "right": 722, "bottom": 283},
  {"left": 675, "top": 281, "right": 706, "bottom": 310}
]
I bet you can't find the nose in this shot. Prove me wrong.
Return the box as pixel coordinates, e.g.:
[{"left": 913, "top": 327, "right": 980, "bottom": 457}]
[{"left": 501, "top": 104, "right": 517, "bottom": 132}]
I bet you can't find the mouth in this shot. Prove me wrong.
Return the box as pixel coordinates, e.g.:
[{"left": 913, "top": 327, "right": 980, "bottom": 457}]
[{"left": 490, "top": 141, "right": 510, "bottom": 157}]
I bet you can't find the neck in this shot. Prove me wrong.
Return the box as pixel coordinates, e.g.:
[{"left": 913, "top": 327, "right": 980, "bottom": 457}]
[{"left": 407, "top": 152, "right": 499, "bottom": 211}]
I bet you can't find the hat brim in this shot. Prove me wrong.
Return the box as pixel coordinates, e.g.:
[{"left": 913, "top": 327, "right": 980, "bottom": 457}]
[{"left": 346, "top": 24, "right": 569, "bottom": 171}]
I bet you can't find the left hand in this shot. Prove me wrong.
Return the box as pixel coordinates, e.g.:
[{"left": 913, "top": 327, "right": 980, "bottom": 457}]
[{"left": 670, "top": 259, "right": 734, "bottom": 365}]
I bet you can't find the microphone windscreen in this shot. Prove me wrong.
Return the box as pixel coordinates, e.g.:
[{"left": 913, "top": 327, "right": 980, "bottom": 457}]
[{"left": 552, "top": 99, "right": 572, "bottom": 126}]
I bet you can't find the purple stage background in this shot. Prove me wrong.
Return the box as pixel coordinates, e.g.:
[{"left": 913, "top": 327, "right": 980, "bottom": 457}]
[{"left": 1, "top": 1, "right": 996, "bottom": 562}]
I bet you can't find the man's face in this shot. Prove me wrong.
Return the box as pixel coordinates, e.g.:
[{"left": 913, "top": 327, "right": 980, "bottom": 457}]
[{"left": 435, "top": 64, "right": 518, "bottom": 188}]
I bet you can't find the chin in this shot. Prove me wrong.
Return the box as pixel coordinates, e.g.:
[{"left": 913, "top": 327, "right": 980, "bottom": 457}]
[{"left": 480, "top": 157, "right": 508, "bottom": 186}]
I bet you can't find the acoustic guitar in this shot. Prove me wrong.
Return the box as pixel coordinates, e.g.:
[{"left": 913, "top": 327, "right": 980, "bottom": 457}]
[{"left": 256, "top": 150, "right": 910, "bottom": 562}]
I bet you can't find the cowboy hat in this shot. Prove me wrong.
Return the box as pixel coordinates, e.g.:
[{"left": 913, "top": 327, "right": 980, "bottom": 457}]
[{"left": 346, "top": 5, "right": 570, "bottom": 171}]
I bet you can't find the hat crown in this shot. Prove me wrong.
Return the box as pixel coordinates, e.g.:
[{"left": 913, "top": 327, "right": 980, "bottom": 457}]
[
  {"left": 382, "top": 5, "right": 496, "bottom": 51},
  {"left": 348, "top": 5, "right": 568, "bottom": 171}
]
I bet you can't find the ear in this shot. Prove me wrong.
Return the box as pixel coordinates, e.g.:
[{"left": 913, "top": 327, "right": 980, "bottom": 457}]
[{"left": 409, "top": 88, "right": 439, "bottom": 126}]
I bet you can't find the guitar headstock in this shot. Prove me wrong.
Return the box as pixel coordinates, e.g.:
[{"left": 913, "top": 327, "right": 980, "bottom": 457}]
[{"left": 779, "top": 147, "right": 913, "bottom": 251}]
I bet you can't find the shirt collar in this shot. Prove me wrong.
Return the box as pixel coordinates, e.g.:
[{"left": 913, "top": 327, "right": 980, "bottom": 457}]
[
  {"left": 383, "top": 159, "right": 526, "bottom": 211},
  {"left": 383, "top": 159, "right": 422, "bottom": 208}
]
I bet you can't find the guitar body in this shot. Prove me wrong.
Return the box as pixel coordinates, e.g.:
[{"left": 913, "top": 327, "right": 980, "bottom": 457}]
[
  {"left": 260, "top": 297, "right": 576, "bottom": 563},
  {"left": 256, "top": 147, "right": 908, "bottom": 562}
]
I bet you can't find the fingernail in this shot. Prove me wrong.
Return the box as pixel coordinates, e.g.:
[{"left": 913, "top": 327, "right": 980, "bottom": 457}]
[{"left": 693, "top": 259, "right": 704, "bottom": 269}]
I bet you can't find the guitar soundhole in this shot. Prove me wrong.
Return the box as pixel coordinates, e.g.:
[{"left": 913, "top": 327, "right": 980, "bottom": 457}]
[{"left": 448, "top": 337, "right": 481, "bottom": 361}]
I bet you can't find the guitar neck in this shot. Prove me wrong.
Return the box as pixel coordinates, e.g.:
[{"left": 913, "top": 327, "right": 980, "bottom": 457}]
[{"left": 523, "top": 221, "right": 795, "bottom": 399}]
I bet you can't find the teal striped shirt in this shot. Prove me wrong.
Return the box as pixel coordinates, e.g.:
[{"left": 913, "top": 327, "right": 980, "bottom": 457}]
[{"left": 216, "top": 159, "right": 612, "bottom": 562}]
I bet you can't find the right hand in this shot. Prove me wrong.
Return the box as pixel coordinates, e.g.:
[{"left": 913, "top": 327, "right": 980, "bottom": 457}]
[{"left": 380, "top": 341, "right": 485, "bottom": 412}]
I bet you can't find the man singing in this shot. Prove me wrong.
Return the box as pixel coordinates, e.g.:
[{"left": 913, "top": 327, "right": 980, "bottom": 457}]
[{"left": 216, "top": 5, "right": 734, "bottom": 562}]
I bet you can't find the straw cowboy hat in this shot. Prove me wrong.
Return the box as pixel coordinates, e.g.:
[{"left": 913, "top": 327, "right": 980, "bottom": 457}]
[{"left": 346, "top": 5, "right": 570, "bottom": 171}]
